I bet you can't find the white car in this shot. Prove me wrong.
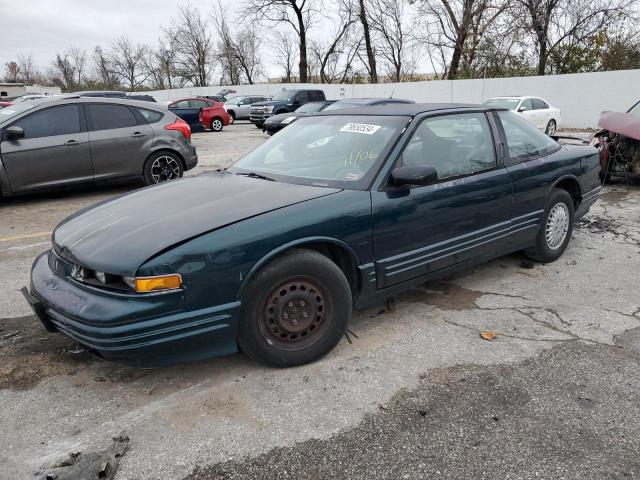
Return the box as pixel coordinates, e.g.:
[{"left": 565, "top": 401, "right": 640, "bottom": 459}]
[{"left": 483, "top": 96, "right": 561, "bottom": 135}]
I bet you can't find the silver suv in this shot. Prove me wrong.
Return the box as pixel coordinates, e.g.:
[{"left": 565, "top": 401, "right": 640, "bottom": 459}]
[
  {"left": 0, "top": 97, "right": 197, "bottom": 196},
  {"left": 224, "top": 95, "right": 268, "bottom": 124}
]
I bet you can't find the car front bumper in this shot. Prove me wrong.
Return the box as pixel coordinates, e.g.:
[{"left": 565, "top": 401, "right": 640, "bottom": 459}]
[{"left": 24, "top": 251, "right": 240, "bottom": 366}]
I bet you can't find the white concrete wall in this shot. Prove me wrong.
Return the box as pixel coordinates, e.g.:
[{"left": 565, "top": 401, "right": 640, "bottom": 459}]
[{"left": 147, "top": 69, "right": 640, "bottom": 129}]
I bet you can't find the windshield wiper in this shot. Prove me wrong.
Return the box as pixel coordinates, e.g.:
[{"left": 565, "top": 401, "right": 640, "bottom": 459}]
[{"left": 235, "top": 171, "right": 276, "bottom": 181}]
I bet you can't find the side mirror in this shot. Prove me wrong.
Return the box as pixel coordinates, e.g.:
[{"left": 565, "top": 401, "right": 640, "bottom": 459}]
[
  {"left": 391, "top": 165, "right": 438, "bottom": 187},
  {"left": 5, "top": 126, "right": 25, "bottom": 140},
  {"left": 517, "top": 106, "right": 528, "bottom": 112}
]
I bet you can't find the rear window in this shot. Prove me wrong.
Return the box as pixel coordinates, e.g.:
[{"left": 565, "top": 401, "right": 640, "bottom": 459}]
[
  {"left": 12, "top": 105, "right": 81, "bottom": 139},
  {"left": 87, "top": 104, "right": 137, "bottom": 131},
  {"left": 497, "top": 111, "right": 559, "bottom": 162},
  {"left": 136, "top": 108, "right": 164, "bottom": 124}
]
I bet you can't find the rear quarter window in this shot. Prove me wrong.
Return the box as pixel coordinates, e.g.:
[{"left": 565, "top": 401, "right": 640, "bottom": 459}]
[
  {"left": 497, "top": 111, "right": 559, "bottom": 163},
  {"left": 136, "top": 108, "right": 164, "bottom": 124},
  {"left": 86, "top": 104, "right": 137, "bottom": 131}
]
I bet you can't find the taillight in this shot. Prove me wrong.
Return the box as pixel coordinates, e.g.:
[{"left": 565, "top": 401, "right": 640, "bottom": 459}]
[{"left": 164, "top": 118, "right": 191, "bottom": 139}]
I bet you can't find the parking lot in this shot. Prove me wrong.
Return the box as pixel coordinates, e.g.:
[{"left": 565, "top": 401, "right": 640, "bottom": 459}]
[{"left": 2, "top": 123, "right": 640, "bottom": 479}]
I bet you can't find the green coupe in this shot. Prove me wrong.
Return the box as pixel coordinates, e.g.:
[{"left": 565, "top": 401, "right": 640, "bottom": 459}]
[{"left": 23, "top": 104, "right": 601, "bottom": 367}]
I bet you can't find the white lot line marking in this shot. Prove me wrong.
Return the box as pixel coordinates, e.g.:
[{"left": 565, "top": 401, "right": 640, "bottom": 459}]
[
  {"left": 2, "top": 241, "right": 51, "bottom": 252},
  {"left": 0, "top": 231, "right": 51, "bottom": 242}
]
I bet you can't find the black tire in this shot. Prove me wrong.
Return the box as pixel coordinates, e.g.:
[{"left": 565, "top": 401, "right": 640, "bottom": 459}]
[
  {"left": 210, "top": 117, "right": 224, "bottom": 132},
  {"left": 228, "top": 111, "right": 236, "bottom": 124},
  {"left": 525, "top": 189, "right": 574, "bottom": 263},
  {"left": 545, "top": 119, "right": 557, "bottom": 136},
  {"left": 142, "top": 151, "right": 184, "bottom": 185},
  {"left": 238, "top": 249, "right": 352, "bottom": 367}
]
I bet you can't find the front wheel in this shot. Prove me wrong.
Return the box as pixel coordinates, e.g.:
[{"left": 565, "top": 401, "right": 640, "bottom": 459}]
[
  {"left": 142, "top": 151, "right": 184, "bottom": 185},
  {"left": 524, "top": 189, "right": 574, "bottom": 263},
  {"left": 545, "top": 119, "right": 557, "bottom": 136},
  {"left": 228, "top": 111, "right": 235, "bottom": 124},
  {"left": 238, "top": 249, "right": 352, "bottom": 367},
  {"left": 210, "top": 117, "right": 224, "bottom": 132}
]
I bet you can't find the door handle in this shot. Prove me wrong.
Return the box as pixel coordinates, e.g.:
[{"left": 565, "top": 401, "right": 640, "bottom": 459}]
[
  {"left": 64, "top": 140, "right": 80, "bottom": 146},
  {"left": 131, "top": 132, "right": 146, "bottom": 138}
]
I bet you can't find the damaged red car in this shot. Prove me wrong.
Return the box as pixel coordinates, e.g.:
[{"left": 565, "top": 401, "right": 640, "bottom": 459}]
[{"left": 595, "top": 100, "right": 640, "bottom": 184}]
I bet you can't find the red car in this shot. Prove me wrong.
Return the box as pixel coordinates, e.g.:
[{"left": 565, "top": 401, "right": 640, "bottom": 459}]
[
  {"left": 168, "top": 97, "right": 230, "bottom": 133},
  {"left": 0, "top": 101, "right": 13, "bottom": 109},
  {"left": 199, "top": 101, "right": 230, "bottom": 132}
]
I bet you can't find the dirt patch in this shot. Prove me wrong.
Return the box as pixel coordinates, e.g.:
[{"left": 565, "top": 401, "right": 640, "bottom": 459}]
[
  {"left": 576, "top": 215, "right": 623, "bottom": 236},
  {"left": 400, "top": 282, "right": 485, "bottom": 311},
  {"left": 599, "top": 188, "right": 632, "bottom": 206}
]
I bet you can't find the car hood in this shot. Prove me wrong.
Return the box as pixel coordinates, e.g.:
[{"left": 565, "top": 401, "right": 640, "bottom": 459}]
[
  {"left": 53, "top": 172, "right": 340, "bottom": 276},
  {"left": 265, "top": 112, "right": 305, "bottom": 124},
  {"left": 253, "top": 100, "right": 289, "bottom": 107}
]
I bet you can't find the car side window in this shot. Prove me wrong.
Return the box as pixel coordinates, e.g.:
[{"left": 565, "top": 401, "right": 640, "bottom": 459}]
[
  {"left": 239, "top": 98, "right": 251, "bottom": 105},
  {"left": 12, "top": 105, "right": 82, "bottom": 139},
  {"left": 136, "top": 108, "right": 164, "bottom": 124},
  {"left": 86, "top": 104, "right": 137, "bottom": 131},
  {"left": 520, "top": 98, "right": 533, "bottom": 110},
  {"left": 295, "top": 92, "right": 309, "bottom": 104},
  {"left": 310, "top": 91, "right": 324, "bottom": 101},
  {"left": 497, "top": 111, "right": 559, "bottom": 162},
  {"left": 189, "top": 100, "right": 209, "bottom": 108},
  {"left": 532, "top": 98, "right": 548, "bottom": 110},
  {"left": 170, "top": 100, "right": 190, "bottom": 109},
  {"left": 399, "top": 112, "right": 496, "bottom": 181}
]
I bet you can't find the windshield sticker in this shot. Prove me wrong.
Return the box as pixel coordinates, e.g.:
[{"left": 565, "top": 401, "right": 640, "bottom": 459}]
[
  {"left": 0, "top": 109, "right": 16, "bottom": 115},
  {"left": 339, "top": 123, "right": 382, "bottom": 135},
  {"left": 344, "top": 150, "right": 378, "bottom": 165}
]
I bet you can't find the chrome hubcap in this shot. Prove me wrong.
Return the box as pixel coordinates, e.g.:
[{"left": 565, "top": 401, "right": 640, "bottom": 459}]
[
  {"left": 212, "top": 120, "right": 222, "bottom": 130},
  {"left": 545, "top": 202, "right": 569, "bottom": 250},
  {"left": 150, "top": 156, "right": 180, "bottom": 183},
  {"left": 547, "top": 121, "right": 556, "bottom": 135}
]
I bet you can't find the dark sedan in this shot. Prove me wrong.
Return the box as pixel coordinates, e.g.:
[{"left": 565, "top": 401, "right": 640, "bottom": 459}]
[
  {"left": 0, "top": 97, "right": 197, "bottom": 196},
  {"left": 24, "top": 104, "right": 601, "bottom": 368},
  {"left": 168, "top": 97, "right": 230, "bottom": 132},
  {"left": 263, "top": 100, "right": 335, "bottom": 135}
]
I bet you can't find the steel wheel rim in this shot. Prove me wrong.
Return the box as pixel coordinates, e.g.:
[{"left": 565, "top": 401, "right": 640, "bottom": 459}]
[
  {"left": 547, "top": 121, "right": 556, "bottom": 135},
  {"left": 259, "top": 277, "right": 330, "bottom": 351},
  {"left": 212, "top": 119, "right": 222, "bottom": 131},
  {"left": 545, "top": 202, "right": 569, "bottom": 250},
  {"left": 150, "top": 155, "right": 181, "bottom": 183}
]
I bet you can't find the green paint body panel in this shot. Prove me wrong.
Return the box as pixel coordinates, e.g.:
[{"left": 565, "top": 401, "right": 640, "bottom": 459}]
[{"left": 26, "top": 106, "right": 602, "bottom": 366}]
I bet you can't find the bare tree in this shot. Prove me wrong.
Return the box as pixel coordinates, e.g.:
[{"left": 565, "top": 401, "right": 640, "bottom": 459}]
[
  {"left": 92, "top": 46, "right": 120, "bottom": 89},
  {"left": 357, "top": 0, "right": 378, "bottom": 83},
  {"left": 3, "top": 61, "right": 21, "bottom": 83},
  {"left": 416, "top": 0, "right": 509, "bottom": 79},
  {"left": 109, "top": 36, "right": 149, "bottom": 90},
  {"left": 368, "top": 0, "right": 412, "bottom": 82},
  {"left": 272, "top": 31, "right": 298, "bottom": 81},
  {"left": 144, "top": 40, "right": 182, "bottom": 89},
  {"left": 51, "top": 53, "right": 76, "bottom": 90},
  {"left": 243, "top": 0, "right": 321, "bottom": 83},
  {"left": 518, "top": 0, "right": 635, "bottom": 75},
  {"left": 68, "top": 48, "right": 87, "bottom": 86},
  {"left": 16, "top": 53, "right": 39, "bottom": 84},
  {"left": 164, "top": 3, "right": 214, "bottom": 86}
]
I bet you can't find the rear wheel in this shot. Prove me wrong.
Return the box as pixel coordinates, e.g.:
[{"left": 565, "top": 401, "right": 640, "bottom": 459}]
[
  {"left": 524, "top": 189, "right": 574, "bottom": 263},
  {"left": 228, "top": 111, "right": 236, "bottom": 124},
  {"left": 210, "top": 117, "right": 224, "bottom": 132},
  {"left": 238, "top": 249, "right": 351, "bottom": 367},
  {"left": 143, "top": 151, "right": 184, "bottom": 185},
  {"left": 545, "top": 119, "right": 557, "bottom": 136}
]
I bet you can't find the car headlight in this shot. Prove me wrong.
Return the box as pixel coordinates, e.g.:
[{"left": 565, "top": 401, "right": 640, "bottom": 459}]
[
  {"left": 122, "top": 274, "right": 182, "bottom": 293},
  {"left": 264, "top": 106, "right": 274, "bottom": 113}
]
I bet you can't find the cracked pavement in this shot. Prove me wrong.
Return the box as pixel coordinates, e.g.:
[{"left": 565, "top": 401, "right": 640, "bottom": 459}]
[{"left": 1, "top": 124, "right": 639, "bottom": 479}]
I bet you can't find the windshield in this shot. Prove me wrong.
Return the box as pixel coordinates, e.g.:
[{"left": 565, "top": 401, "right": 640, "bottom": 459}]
[
  {"left": 295, "top": 102, "right": 326, "bottom": 113},
  {"left": 229, "top": 115, "right": 409, "bottom": 189},
  {"left": 272, "top": 90, "right": 295, "bottom": 102},
  {"left": 628, "top": 101, "right": 640, "bottom": 117},
  {"left": 0, "top": 102, "right": 38, "bottom": 122},
  {"left": 483, "top": 98, "right": 520, "bottom": 110},
  {"left": 323, "top": 101, "right": 363, "bottom": 111}
]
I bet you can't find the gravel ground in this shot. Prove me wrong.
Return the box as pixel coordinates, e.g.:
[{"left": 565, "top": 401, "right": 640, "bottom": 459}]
[{"left": 1, "top": 124, "right": 639, "bottom": 479}]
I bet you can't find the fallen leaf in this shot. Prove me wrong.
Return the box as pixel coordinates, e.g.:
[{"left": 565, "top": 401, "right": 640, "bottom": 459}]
[{"left": 480, "top": 331, "right": 497, "bottom": 341}]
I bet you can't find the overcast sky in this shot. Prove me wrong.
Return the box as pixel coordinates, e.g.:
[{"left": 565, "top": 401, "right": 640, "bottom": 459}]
[{"left": 0, "top": 0, "right": 287, "bottom": 79}]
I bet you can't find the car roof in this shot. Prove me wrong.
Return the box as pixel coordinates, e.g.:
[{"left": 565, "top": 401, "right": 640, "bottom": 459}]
[
  {"left": 332, "top": 97, "right": 413, "bottom": 105},
  {"left": 26, "top": 96, "right": 169, "bottom": 110},
  {"left": 314, "top": 102, "right": 502, "bottom": 117}
]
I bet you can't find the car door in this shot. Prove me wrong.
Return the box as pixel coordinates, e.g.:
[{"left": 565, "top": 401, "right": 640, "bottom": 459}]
[
  {"left": 517, "top": 97, "right": 538, "bottom": 127},
  {"left": 0, "top": 103, "right": 93, "bottom": 192},
  {"left": 371, "top": 111, "right": 513, "bottom": 289},
  {"left": 494, "top": 110, "right": 568, "bottom": 250},
  {"left": 169, "top": 100, "right": 199, "bottom": 129},
  {"left": 531, "top": 98, "right": 550, "bottom": 128},
  {"left": 235, "top": 97, "right": 252, "bottom": 118},
  {"left": 85, "top": 103, "right": 153, "bottom": 180},
  {"left": 293, "top": 91, "right": 310, "bottom": 109}
]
